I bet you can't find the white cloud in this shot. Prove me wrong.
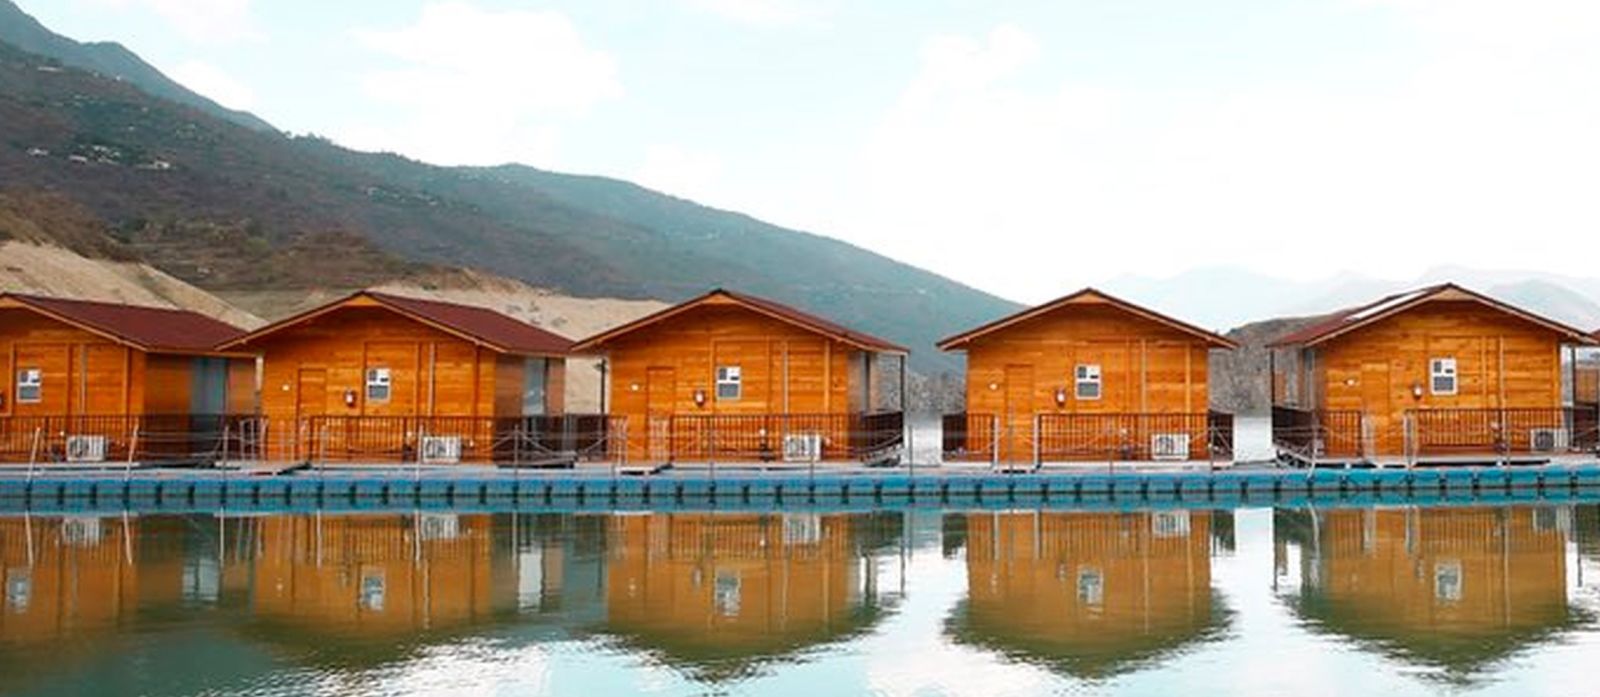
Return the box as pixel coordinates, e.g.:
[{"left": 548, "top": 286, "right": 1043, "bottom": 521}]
[
  {"left": 340, "top": 2, "right": 621, "bottom": 167},
  {"left": 684, "top": 0, "right": 824, "bottom": 26},
  {"left": 88, "top": 0, "right": 260, "bottom": 43},
  {"left": 633, "top": 145, "right": 725, "bottom": 204},
  {"left": 837, "top": 7, "right": 1600, "bottom": 305},
  {"left": 168, "top": 60, "right": 256, "bottom": 110}
]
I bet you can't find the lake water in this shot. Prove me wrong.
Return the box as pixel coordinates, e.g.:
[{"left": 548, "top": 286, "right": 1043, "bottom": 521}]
[{"left": 1, "top": 504, "right": 1597, "bottom": 696}]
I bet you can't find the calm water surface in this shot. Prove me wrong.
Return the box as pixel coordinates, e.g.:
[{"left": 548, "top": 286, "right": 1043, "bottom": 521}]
[{"left": 1, "top": 504, "right": 1597, "bottom": 696}]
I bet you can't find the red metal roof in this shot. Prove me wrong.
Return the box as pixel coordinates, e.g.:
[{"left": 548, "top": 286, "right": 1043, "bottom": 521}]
[
  {"left": 0, "top": 293, "right": 245, "bottom": 353},
  {"left": 572, "top": 288, "right": 908, "bottom": 354},
  {"left": 1268, "top": 283, "right": 1597, "bottom": 347},
  {"left": 937, "top": 287, "right": 1236, "bottom": 351},
  {"left": 219, "top": 291, "right": 573, "bottom": 356}
]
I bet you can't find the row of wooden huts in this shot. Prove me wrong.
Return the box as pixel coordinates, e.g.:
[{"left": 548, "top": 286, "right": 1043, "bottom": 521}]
[{"left": 1, "top": 282, "right": 1597, "bottom": 467}]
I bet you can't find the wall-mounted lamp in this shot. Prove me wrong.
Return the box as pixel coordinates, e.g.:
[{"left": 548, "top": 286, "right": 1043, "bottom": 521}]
[
  {"left": 629, "top": 383, "right": 641, "bottom": 392},
  {"left": 1054, "top": 386, "right": 1068, "bottom": 407},
  {"left": 343, "top": 388, "right": 359, "bottom": 408},
  {"left": 693, "top": 388, "right": 707, "bottom": 408},
  {"left": 988, "top": 382, "right": 999, "bottom": 391},
  {"left": 1410, "top": 382, "right": 1424, "bottom": 400}
]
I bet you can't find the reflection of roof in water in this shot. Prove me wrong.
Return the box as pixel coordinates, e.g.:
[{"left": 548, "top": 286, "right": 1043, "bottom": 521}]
[
  {"left": 1274, "top": 507, "right": 1593, "bottom": 682},
  {"left": 598, "top": 603, "right": 891, "bottom": 684},
  {"left": 945, "top": 591, "right": 1233, "bottom": 680}
]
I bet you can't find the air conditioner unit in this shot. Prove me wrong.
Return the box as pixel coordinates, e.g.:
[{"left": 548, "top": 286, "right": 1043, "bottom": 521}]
[
  {"left": 1151, "top": 510, "right": 1192, "bottom": 538},
  {"left": 1150, "top": 433, "right": 1191, "bottom": 461},
  {"left": 782, "top": 433, "right": 823, "bottom": 462},
  {"left": 1529, "top": 428, "right": 1569, "bottom": 453},
  {"left": 419, "top": 436, "right": 462, "bottom": 464},
  {"left": 65, "top": 435, "right": 108, "bottom": 463}
]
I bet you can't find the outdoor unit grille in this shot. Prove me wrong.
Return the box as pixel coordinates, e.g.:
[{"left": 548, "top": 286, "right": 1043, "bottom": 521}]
[
  {"left": 65, "top": 435, "right": 108, "bottom": 463},
  {"left": 61, "top": 517, "right": 103, "bottom": 546},
  {"left": 420, "top": 436, "right": 463, "bottom": 464},
  {"left": 1529, "top": 428, "right": 1569, "bottom": 453},
  {"left": 1150, "top": 433, "right": 1191, "bottom": 461},
  {"left": 783, "top": 433, "right": 823, "bottom": 462}
]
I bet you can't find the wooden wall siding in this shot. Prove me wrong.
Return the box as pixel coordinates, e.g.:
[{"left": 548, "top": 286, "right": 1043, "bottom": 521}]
[
  {"left": 959, "top": 303, "right": 1214, "bottom": 462},
  {"left": 1295, "top": 508, "right": 1566, "bottom": 640},
  {"left": 0, "top": 309, "right": 249, "bottom": 420},
  {"left": 604, "top": 305, "right": 864, "bottom": 462},
  {"left": 252, "top": 307, "right": 545, "bottom": 424},
  {"left": 1311, "top": 301, "right": 1564, "bottom": 455},
  {"left": 960, "top": 512, "right": 1214, "bottom": 669}
]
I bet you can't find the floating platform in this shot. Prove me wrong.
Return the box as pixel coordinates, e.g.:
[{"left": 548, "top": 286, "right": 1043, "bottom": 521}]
[{"left": 1, "top": 463, "right": 1599, "bottom": 514}]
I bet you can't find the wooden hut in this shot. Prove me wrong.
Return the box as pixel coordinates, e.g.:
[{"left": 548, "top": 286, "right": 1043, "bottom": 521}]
[
  {"left": 1274, "top": 507, "right": 1576, "bottom": 676},
  {"left": 0, "top": 293, "right": 252, "bottom": 464},
  {"left": 1267, "top": 284, "right": 1597, "bottom": 464},
  {"left": 950, "top": 511, "right": 1225, "bottom": 678},
  {"left": 219, "top": 291, "right": 577, "bottom": 464},
  {"left": 937, "top": 288, "right": 1236, "bottom": 467},
  {"left": 572, "top": 289, "right": 908, "bottom": 466}
]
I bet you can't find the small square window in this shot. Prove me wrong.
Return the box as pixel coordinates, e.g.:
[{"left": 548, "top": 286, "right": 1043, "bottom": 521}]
[
  {"left": 1074, "top": 364, "right": 1102, "bottom": 400},
  {"left": 1429, "top": 357, "right": 1457, "bottom": 395},
  {"left": 16, "top": 369, "right": 41, "bottom": 404},
  {"left": 365, "top": 367, "right": 392, "bottom": 402},
  {"left": 715, "top": 365, "right": 741, "bottom": 400}
]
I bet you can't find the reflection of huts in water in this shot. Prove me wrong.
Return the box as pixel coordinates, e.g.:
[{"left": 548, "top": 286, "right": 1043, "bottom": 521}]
[
  {"left": 248, "top": 514, "right": 513, "bottom": 636},
  {"left": 0, "top": 515, "right": 192, "bottom": 643},
  {"left": 946, "top": 510, "right": 1229, "bottom": 679},
  {"left": 1274, "top": 506, "right": 1582, "bottom": 678},
  {"left": 602, "top": 512, "right": 902, "bottom": 681}
]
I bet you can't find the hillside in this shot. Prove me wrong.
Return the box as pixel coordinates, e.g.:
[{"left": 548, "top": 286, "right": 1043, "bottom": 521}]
[
  {"left": 0, "top": 0, "right": 273, "bottom": 132},
  {"left": 0, "top": 15, "right": 1018, "bottom": 374},
  {"left": 0, "top": 239, "right": 262, "bottom": 329}
]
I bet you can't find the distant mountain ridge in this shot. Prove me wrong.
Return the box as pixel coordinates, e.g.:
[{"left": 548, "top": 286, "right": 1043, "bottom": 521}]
[
  {"left": 1106, "top": 266, "right": 1600, "bottom": 333},
  {"left": 0, "top": 12, "right": 1019, "bottom": 374},
  {"left": 0, "top": 0, "right": 273, "bottom": 132}
]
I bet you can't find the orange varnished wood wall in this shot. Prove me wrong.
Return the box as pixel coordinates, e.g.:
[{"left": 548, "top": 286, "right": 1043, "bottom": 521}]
[
  {"left": 603, "top": 302, "right": 870, "bottom": 460},
  {"left": 959, "top": 511, "right": 1214, "bottom": 676},
  {"left": 604, "top": 513, "right": 862, "bottom": 655},
  {"left": 1282, "top": 507, "right": 1568, "bottom": 641},
  {"left": 962, "top": 302, "right": 1213, "bottom": 417},
  {"left": 0, "top": 308, "right": 251, "bottom": 418},
  {"left": 1303, "top": 301, "right": 1564, "bottom": 454},
  {"left": 250, "top": 514, "right": 508, "bottom": 635},
  {"left": 248, "top": 304, "right": 564, "bottom": 425}
]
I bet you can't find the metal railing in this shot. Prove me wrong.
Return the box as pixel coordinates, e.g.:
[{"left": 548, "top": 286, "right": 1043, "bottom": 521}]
[
  {"left": 1036, "top": 411, "right": 1234, "bottom": 462},
  {"left": 941, "top": 412, "right": 999, "bottom": 464},
  {"left": 649, "top": 412, "right": 904, "bottom": 464},
  {"left": 0, "top": 414, "right": 262, "bottom": 466},
  {"left": 301, "top": 414, "right": 627, "bottom": 466},
  {"left": 1271, "top": 405, "right": 1366, "bottom": 462},
  {"left": 1404, "top": 406, "right": 1600, "bottom": 458}
]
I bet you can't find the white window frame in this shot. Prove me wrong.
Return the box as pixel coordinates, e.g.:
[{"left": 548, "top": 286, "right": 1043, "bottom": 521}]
[
  {"left": 715, "top": 365, "right": 742, "bottom": 401},
  {"left": 16, "top": 368, "right": 41, "bottom": 404},
  {"left": 1074, "top": 364, "right": 1102, "bottom": 401},
  {"left": 365, "top": 367, "right": 392, "bottom": 403},
  {"left": 1429, "top": 357, "right": 1457, "bottom": 396}
]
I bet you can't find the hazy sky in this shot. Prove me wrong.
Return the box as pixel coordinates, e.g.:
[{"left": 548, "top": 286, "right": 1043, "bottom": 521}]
[{"left": 23, "top": 0, "right": 1600, "bottom": 304}]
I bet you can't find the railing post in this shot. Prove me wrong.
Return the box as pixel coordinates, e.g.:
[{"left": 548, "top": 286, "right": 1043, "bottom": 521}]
[
  {"left": 125, "top": 425, "right": 139, "bottom": 482},
  {"left": 26, "top": 427, "right": 41, "bottom": 482},
  {"left": 990, "top": 415, "right": 1000, "bottom": 471},
  {"left": 1032, "top": 414, "right": 1040, "bottom": 470}
]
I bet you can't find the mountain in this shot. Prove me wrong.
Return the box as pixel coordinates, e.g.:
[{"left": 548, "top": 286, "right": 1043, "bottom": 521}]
[
  {"left": 0, "top": 29, "right": 1017, "bottom": 374},
  {"left": 0, "top": 0, "right": 273, "bottom": 132}
]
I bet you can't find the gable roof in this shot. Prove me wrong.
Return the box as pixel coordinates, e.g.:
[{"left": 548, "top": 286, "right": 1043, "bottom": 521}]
[
  {"left": 571, "top": 288, "right": 908, "bottom": 355},
  {"left": 1269, "top": 283, "right": 1597, "bottom": 347},
  {"left": 0, "top": 293, "right": 245, "bottom": 353},
  {"left": 219, "top": 291, "right": 573, "bottom": 356},
  {"left": 936, "top": 288, "right": 1236, "bottom": 351}
]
